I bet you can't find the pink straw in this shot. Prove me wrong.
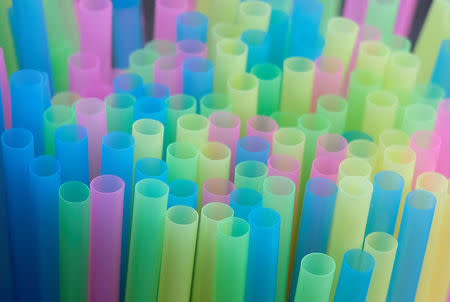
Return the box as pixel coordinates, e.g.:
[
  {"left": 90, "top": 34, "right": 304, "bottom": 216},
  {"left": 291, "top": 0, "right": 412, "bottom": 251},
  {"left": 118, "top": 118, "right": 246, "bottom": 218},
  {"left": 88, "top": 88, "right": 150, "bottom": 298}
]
[
  {"left": 267, "top": 154, "right": 299, "bottom": 186},
  {"left": 410, "top": 130, "right": 441, "bottom": 188},
  {"left": 245, "top": 115, "right": 279, "bottom": 149},
  {"left": 75, "top": 98, "right": 108, "bottom": 180},
  {"left": 394, "top": 0, "right": 419, "bottom": 36},
  {"left": 310, "top": 156, "right": 340, "bottom": 183},
  {"left": 88, "top": 175, "right": 124, "bottom": 302},
  {"left": 202, "top": 178, "right": 235, "bottom": 207},
  {"left": 0, "top": 48, "right": 11, "bottom": 129},
  {"left": 311, "top": 56, "right": 344, "bottom": 112},
  {"left": 154, "top": 0, "right": 188, "bottom": 41},
  {"left": 434, "top": 100, "right": 450, "bottom": 178},
  {"left": 343, "top": 0, "right": 369, "bottom": 25},
  {"left": 154, "top": 55, "right": 181, "bottom": 94},
  {"left": 69, "top": 52, "right": 102, "bottom": 98},
  {"left": 315, "top": 133, "right": 348, "bottom": 163},
  {"left": 78, "top": 0, "right": 112, "bottom": 83},
  {"left": 176, "top": 40, "right": 207, "bottom": 65}
]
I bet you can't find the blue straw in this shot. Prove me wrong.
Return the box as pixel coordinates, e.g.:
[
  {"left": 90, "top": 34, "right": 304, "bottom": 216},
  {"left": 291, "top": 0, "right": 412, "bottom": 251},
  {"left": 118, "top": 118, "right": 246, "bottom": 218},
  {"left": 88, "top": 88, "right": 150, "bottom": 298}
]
[
  {"left": 28, "top": 155, "right": 61, "bottom": 302},
  {"left": 246, "top": 207, "right": 281, "bottom": 302},
  {"left": 342, "top": 131, "right": 373, "bottom": 143},
  {"left": 290, "top": 177, "right": 337, "bottom": 302},
  {"left": 241, "top": 30, "right": 271, "bottom": 72},
  {"left": 365, "top": 171, "right": 404, "bottom": 237},
  {"left": 100, "top": 131, "right": 135, "bottom": 301},
  {"left": 113, "top": 73, "right": 144, "bottom": 98},
  {"left": 235, "top": 136, "right": 270, "bottom": 166},
  {"left": 182, "top": 57, "right": 214, "bottom": 111},
  {"left": 177, "top": 11, "right": 208, "bottom": 42},
  {"left": 168, "top": 179, "right": 198, "bottom": 209},
  {"left": 134, "top": 96, "right": 167, "bottom": 123},
  {"left": 134, "top": 157, "right": 169, "bottom": 184},
  {"left": 387, "top": 190, "right": 436, "bottom": 302},
  {"left": 289, "top": 34, "right": 325, "bottom": 61},
  {"left": 105, "top": 93, "right": 136, "bottom": 133},
  {"left": 268, "top": 10, "right": 289, "bottom": 68},
  {"left": 334, "top": 249, "right": 375, "bottom": 302},
  {"left": 431, "top": 39, "right": 450, "bottom": 97},
  {"left": 230, "top": 188, "right": 262, "bottom": 221}
]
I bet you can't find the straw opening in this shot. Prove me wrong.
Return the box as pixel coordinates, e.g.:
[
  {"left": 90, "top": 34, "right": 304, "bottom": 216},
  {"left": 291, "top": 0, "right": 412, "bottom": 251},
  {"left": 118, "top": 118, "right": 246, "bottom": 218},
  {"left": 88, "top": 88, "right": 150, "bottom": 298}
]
[
  {"left": 204, "top": 178, "right": 235, "bottom": 196},
  {"left": 76, "top": 98, "right": 105, "bottom": 115},
  {"left": 55, "top": 125, "right": 87, "bottom": 143},
  {"left": 385, "top": 146, "right": 416, "bottom": 165},
  {"left": 167, "top": 206, "right": 198, "bottom": 225},
  {"left": 167, "top": 94, "right": 196, "bottom": 110},
  {"left": 340, "top": 158, "right": 372, "bottom": 178},
  {"left": 202, "top": 202, "right": 234, "bottom": 221},
  {"left": 210, "top": 111, "right": 239, "bottom": 128},
  {"left": 91, "top": 175, "right": 124, "bottom": 194},
  {"left": 269, "top": 154, "right": 298, "bottom": 173},
  {"left": 103, "top": 132, "right": 134, "bottom": 150},
  {"left": 308, "top": 176, "right": 337, "bottom": 198},
  {"left": 178, "top": 11, "right": 207, "bottom": 27},
  {"left": 365, "top": 232, "right": 397, "bottom": 253},
  {"left": 299, "top": 114, "right": 330, "bottom": 132},
  {"left": 11, "top": 69, "right": 43, "bottom": 87},
  {"left": 200, "top": 142, "right": 230, "bottom": 160},
  {"left": 317, "top": 56, "right": 343, "bottom": 74},
  {"left": 248, "top": 116, "right": 277, "bottom": 133},
  {"left": 133, "top": 119, "right": 163, "bottom": 135},
  {"left": 339, "top": 176, "right": 372, "bottom": 197},
  {"left": 30, "top": 156, "right": 60, "bottom": 177},
  {"left": 219, "top": 40, "right": 247, "bottom": 56},
  {"left": 251, "top": 63, "right": 280, "bottom": 81},
  {"left": 60, "top": 181, "right": 90, "bottom": 203},
  {"left": 167, "top": 142, "right": 198, "bottom": 159},
  {"left": 230, "top": 188, "right": 262, "bottom": 207},
  {"left": 2, "top": 128, "right": 33, "bottom": 149},
  {"left": 274, "top": 128, "right": 305, "bottom": 146},
  {"left": 44, "top": 106, "right": 74, "bottom": 125},
  {"left": 285, "top": 57, "right": 314, "bottom": 73},
  {"left": 249, "top": 207, "right": 280, "bottom": 228},
  {"left": 361, "top": 41, "right": 389, "bottom": 57},
  {"left": 184, "top": 57, "right": 213, "bottom": 73},
  {"left": 407, "top": 190, "right": 436, "bottom": 210},
  {"left": 318, "top": 95, "right": 347, "bottom": 112},
  {"left": 145, "top": 40, "right": 176, "bottom": 56},
  {"left": 367, "top": 90, "right": 397, "bottom": 107},
  {"left": 329, "top": 17, "right": 358, "bottom": 34},
  {"left": 239, "top": 136, "right": 269, "bottom": 152},
  {"left": 265, "top": 176, "right": 295, "bottom": 196},
  {"left": 52, "top": 92, "right": 80, "bottom": 107},
  {"left": 228, "top": 74, "right": 257, "bottom": 91},
  {"left": 344, "top": 250, "right": 374, "bottom": 273},
  {"left": 130, "top": 49, "right": 158, "bottom": 67},
  {"left": 178, "top": 40, "right": 206, "bottom": 54},
  {"left": 170, "top": 180, "right": 197, "bottom": 198},
  {"left": 105, "top": 94, "right": 135, "bottom": 109},
  {"left": 416, "top": 172, "right": 448, "bottom": 194},
  {"left": 236, "top": 161, "right": 268, "bottom": 178},
  {"left": 391, "top": 53, "right": 420, "bottom": 69},
  {"left": 348, "top": 140, "right": 378, "bottom": 158},
  {"left": 374, "top": 171, "right": 404, "bottom": 191},
  {"left": 218, "top": 217, "right": 249, "bottom": 237},
  {"left": 302, "top": 253, "right": 336, "bottom": 276},
  {"left": 179, "top": 114, "right": 208, "bottom": 131},
  {"left": 136, "top": 158, "right": 168, "bottom": 177},
  {"left": 136, "top": 178, "right": 169, "bottom": 199},
  {"left": 318, "top": 134, "right": 347, "bottom": 153},
  {"left": 241, "top": 1, "right": 270, "bottom": 16}
]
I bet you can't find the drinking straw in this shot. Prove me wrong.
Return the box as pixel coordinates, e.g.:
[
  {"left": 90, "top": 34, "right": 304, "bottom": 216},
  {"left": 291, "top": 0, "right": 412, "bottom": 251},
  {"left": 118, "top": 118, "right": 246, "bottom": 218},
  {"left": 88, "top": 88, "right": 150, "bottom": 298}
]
[
  {"left": 164, "top": 94, "right": 197, "bottom": 149},
  {"left": 322, "top": 17, "right": 359, "bottom": 77},
  {"left": 145, "top": 39, "right": 177, "bottom": 57},
  {"left": 0, "top": 5, "right": 17, "bottom": 77},
  {"left": 347, "top": 139, "right": 378, "bottom": 171},
  {"left": 43, "top": 105, "right": 76, "bottom": 156},
  {"left": 134, "top": 157, "right": 169, "bottom": 184},
  {"left": 271, "top": 112, "right": 301, "bottom": 128},
  {"left": 129, "top": 49, "right": 158, "bottom": 83},
  {"left": 213, "top": 217, "right": 250, "bottom": 302},
  {"left": 78, "top": 0, "right": 112, "bottom": 82},
  {"left": 0, "top": 49, "right": 11, "bottom": 129},
  {"left": 401, "top": 103, "right": 436, "bottom": 136},
  {"left": 412, "top": 83, "right": 445, "bottom": 109},
  {"left": 236, "top": 136, "right": 270, "bottom": 165},
  {"left": 310, "top": 156, "right": 340, "bottom": 182},
  {"left": 409, "top": 131, "right": 441, "bottom": 186},
  {"left": 166, "top": 142, "right": 198, "bottom": 182},
  {"left": 234, "top": 160, "right": 268, "bottom": 194},
  {"left": 268, "top": 154, "right": 300, "bottom": 186},
  {"left": 289, "top": 0, "right": 322, "bottom": 55},
  {"left": 1, "top": 128, "right": 38, "bottom": 301},
  {"left": 394, "top": 0, "right": 418, "bottom": 36},
  {"left": 88, "top": 175, "right": 124, "bottom": 302},
  {"left": 267, "top": 10, "right": 289, "bottom": 67},
  {"left": 361, "top": 90, "right": 398, "bottom": 141},
  {"left": 182, "top": 57, "right": 214, "bottom": 104},
  {"left": 59, "top": 181, "right": 90, "bottom": 302},
  {"left": 356, "top": 41, "right": 391, "bottom": 79},
  {"left": 342, "top": 0, "right": 369, "bottom": 24},
  {"left": 334, "top": 249, "right": 375, "bottom": 302},
  {"left": 312, "top": 97, "right": 346, "bottom": 135},
  {"left": 200, "top": 93, "right": 232, "bottom": 117},
  {"left": 376, "top": 128, "right": 410, "bottom": 170},
  {"left": 105, "top": 93, "right": 135, "bottom": 133},
  {"left": 365, "top": 0, "right": 400, "bottom": 43},
  {"left": 262, "top": 176, "right": 296, "bottom": 302},
  {"left": 291, "top": 178, "right": 337, "bottom": 301},
  {"left": 197, "top": 142, "right": 231, "bottom": 204},
  {"left": 246, "top": 115, "right": 278, "bottom": 147},
  {"left": 214, "top": 39, "right": 248, "bottom": 94},
  {"left": 29, "top": 156, "right": 61, "bottom": 302},
  {"left": 202, "top": 178, "right": 235, "bottom": 207},
  {"left": 229, "top": 188, "right": 262, "bottom": 220},
  {"left": 208, "top": 0, "right": 240, "bottom": 27},
  {"left": 68, "top": 52, "right": 102, "bottom": 98},
  {"left": 176, "top": 113, "right": 209, "bottom": 148},
  {"left": 238, "top": 1, "right": 271, "bottom": 31},
  {"left": 241, "top": 30, "right": 271, "bottom": 72},
  {"left": 434, "top": 100, "right": 450, "bottom": 177},
  {"left": 246, "top": 207, "right": 280, "bottom": 301},
  {"left": 112, "top": 0, "right": 143, "bottom": 69},
  {"left": 293, "top": 253, "right": 335, "bottom": 302},
  {"left": 267, "top": 0, "right": 292, "bottom": 13},
  {"left": 315, "top": 133, "right": 348, "bottom": 163},
  {"left": 134, "top": 97, "right": 167, "bottom": 124},
  {"left": 54, "top": 125, "right": 89, "bottom": 184},
  {"left": 207, "top": 23, "right": 242, "bottom": 62},
  {"left": 158, "top": 205, "right": 198, "bottom": 302},
  {"left": 168, "top": 179, "right": 198, "bottom": 209},
  {"left": 388, "top": 35, "right": 412, "bottom": 53},
  {"left": 431, "top": 40, "right": 450, "bottom": 97},
  {"left": 338, "top": 157, "right": 372, "bottom": 182},
  {"left": 177, "top": 11, "right": 208, "bottom": 42},
  {"left": 154, "top": 0, "right": 187, "bottom": 41},
  {"left": 191, "top": 203, "right": 234, "bottom": 302},
  {"left": 290, "top": 33, "right": 326, "bottom": 62},
  {"left": 113, "top": 73, "right": 143, "bottom": 98},
  {"left": 327, "top": 176, "right": 373, "bottom": 294},
  {"left": 51, "top": 91, "right": 80, "bottom": 107},
  {"left": 311, "top": 56, "right": 344, "bottom": 112},
  {"left": 132, "top": 119, "right": 164, "bottom": 169},
  {"left": 228, "top": 73, "right": 259, "bottom": 136},
  {"left": 363, "top": 232, "right": 398, "bottom": 302},
  {"left": 125, "top": 178, "right": 168, "bottom": 302},
  {"left": 154, "top": 55, "right": 181, "bottom": 94},
  {"left": 251, "top": 63, "right": 282, "bottom": 116},
  {"left": 176, "top": 40, "right": 207, "bottom": 65},
  {"left": 280, "top": 57, "right": 315, "bottom": 116},
  {"left": 75, "top": 98, "right": 107, "bottom": 180},
  {"left": 345, "top": 69, "right": 382, "bottom": 131},
  {"left": 415, "top": 172, "right": 448, "bottom": 302},
  {"left": 386, "top": 190, "right": 436, "bottom": 301},
  {"left": 10, "top": 70, "right": 48, "bottom": 155},
  {"left": 342, "top": 131, "right": 373, "bottom": 142}
]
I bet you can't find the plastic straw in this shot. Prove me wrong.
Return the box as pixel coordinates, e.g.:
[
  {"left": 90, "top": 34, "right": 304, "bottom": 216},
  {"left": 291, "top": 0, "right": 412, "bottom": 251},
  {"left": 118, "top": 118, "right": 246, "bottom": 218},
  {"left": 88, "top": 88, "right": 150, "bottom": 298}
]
[
  {"left": 246, "top": 115, "right": 278, "bottom": 148},
  {"left": 207, "top": 23, "right": 242, "bottom": 62},
  {"left": 125, "top": 178, "right": 168, "bottom": 302},
  {"left": 200, "top": 93, "right": 232, "bottom": 117},
  {"left": 134, "top": 90, "right": 169, "bottom": 124},
  {"left": 182, "top": 57, "right": 214, "bottom": 104},
  {"left": 78, "top": 0, "right": 112, "bottom": 82},
  {"left": 356, "top": 41, "right": 391, "bottom": 79},
  {"left": 268, "top": 10, "right": 289, "bottom": 67},
  {"left": 214, "top": 39, "right": 248, "bottom": 94},
  {"left": 191, "top": 203, "right": 234, "bottom": 302},
  {"left": 113, "top": 73, "right": 143, "bottom": 98},
  {"left": 88, "top": 175, "right": 124, "bottom": 302},
  {"left": 229, "top": 188, "right": 262, "bottom": 220},
  {"left": 310, "top": 156, "right": 340, "bottom": 182},
  {"left": 293, "top": 253, "right": 336, "bottom": 302},
  {"left": 129, "top": 49, "right": 158, "bottom": 83},
  {"left": 434, "top": 100, "right": 450, "bottom": 177},
  {"left": 145, "top": 39, "right": 176, "bottom": 56},
  {"left": 343, "top": 0, "right": 369, "bottom": 24},
  {"left": 291, "top": 178, "right": 337, "bottom": 301},
  {"left": 134, "top": 157, "right": 168, "bottom": 184},
  {"left": 315, "top": 133, "right": 348, "bottom": 164},
  {"left": 168, "top": 179, "right": 198, "bottom": 209},
  {"left": 0, "top": 6, "right": 17, "bottom": 78},
  {"left": 409, "top": 131, "right": 441, "bottom": 186},
  {"left": 267, "top": 0, "right": 293, "bottom": 13},
  {"left": 272, "top": 128, "right": 306, "bottom": 165},
  {"left": 154, "top": 55, "right": 181, "bottom": 94},
  {"left": 345, "top": 69, "right": 382, "bottom": 131},
  {"left": 202, "top": 178, "right": 235, "bottom": 207},
  {"left": 268, "top": 154, "right": 300, "bottom": 186},
  {"left": 362, "top": 90, "right": 398, "bottom": 141},
  {"left": 334, "top": 249, "right": 375, "bottom": 302},
  {"left": 158, "top": 205, "right": 198, "bottom": 302},
  {"left": 412, "top": 82, "right": 445, "bottom": 109},
  {"left": 262, "top": 176, "right": 296, "bottom": 302},
  {"left": 164, "top": 94, "right": 197, "bottom": 149},
  {"left": 154, "top": 0, "right": 187, "bottom": 41},
  {"left": 246, "top": 207, "right": 280, "bottom": 301},
  {"left": 166, "top": 142, "right": 198, "bottom": 182},
  {"left": 176, "top": 113, "right": 209, "bottom": 148},
  {"left": 365, "top": 0, "right": 400, "bottom": 43},
  {"left": 213, "top": 217, "right": 250, "bottom": 302},
  {"left": 209, "top": 0, "right": 240, "bottom": 27},
  {"left": 68, "top": 52, "right": 102, "bottom": 98},
  {"left": 342, "top": 131, "right": 373, "bottom": 142},
  {"left": 394, "top": 0, "right": 419, "bottom": 36},
  {"left": 311, "top": 56, "right": 344, "bottom": 112},
  {"left": 44, "top": 105, "right": 76, "bottom": 156},
  {"left": 234, "top": 160, "right": 268, "bottom": 194},
  {"left": 387, "top": 34, "right": 412, "bottom": 53},
  {"left": 401, "top": 103, "right": 436, "bottom": 135},
  {"left": 241, "top": 30, "right": 271, "bottom": 72},
  {"left": 236, "top": 136, "right": 270, "bottom": 165},
  {"left": 176, "top": 40, "right": 207, "bottom": 65},
  {"left": 251, "top": 63, "right": 281, "bottom": 116},
  {"left": 271, "top": 111, "right": 301, "bottom": 128},
  {"left": 280, "top": 57, "right": 315, "bottom": 116},
  {"left": 132, "top": 119, "right": 164, "bottom": 172},
  {"left": 431, "top": 40, "right": 450, "bottom": 97},
  {"left": 386, "top": 190, "right": 436, "bottom": 301},
  {"left": 347, "top": 139, "right": 379, "bottom": 175},
  {"left": 59, "top": 181, "right": 90, "bottom": 302},
  {"left": 327, "top": 177, "right": 373, "bottom": 294},
  {"left": 51, "top": 91, "right": 80, "bottom": 108},
  {"left": 177, "top": 11, "right": 208, "bottom": 42},
  {"left": 316, "top": 95, "right": 348, "bottom": 134},
  {"left": 238, "top": 1, "right": 272, "bottom": 31},
  {"left": 0, "top": 49, "right": 11, "bottom": 129},
  {"left": 338, "top": 157, "right": 372, "bottom": 182},
  {"left": 105, "top": 93, "right": 135, "bottom": 133}
]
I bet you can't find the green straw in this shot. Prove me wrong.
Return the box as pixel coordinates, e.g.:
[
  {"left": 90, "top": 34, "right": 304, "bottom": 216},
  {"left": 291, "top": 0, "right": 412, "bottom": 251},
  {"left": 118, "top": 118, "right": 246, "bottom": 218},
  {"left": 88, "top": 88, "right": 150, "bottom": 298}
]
[
  {"left": 209, "top": 0, "right": 240, "bottom": 28},
  {"left": 166, "top": 142, "right": 199, "bottom": 182},
  {"left": 129, "top": 48, "right": 159, "bottom": 83},
  {"left": 401, "top": 103, "right": 437, "bottom": 136},
  {"left": 280, "top": 57, "right": 315, "bottom": 116},
  {"left": 365, "top": 0, "right": 400, "bottom": 44},
  {"left": 176, "top": 113, "right": 210, "bottom": 148},
  {"left": 272, "top": 128, "right": 306, "bottom": 165},
  {"left": 132, "top": 119, "right": 164, "bottom": 163},
  {"left": 158, "top": 206, "right": 199, "bottom": 302},
  {"left": 251, "top": 63, "right": 282, "bottom": 116},
  {"left": 271, "top": 111, "right": 301, "bottom": 128},
  {"left": 337, "top": 157, "right": 373, "bottom": 183},
  {"left": 388, "top": 34, "right": 412, "bottom": 53},
  {"left": 192, "top": 203, "right": 234, "bottom": 302},
  {"left": 318, "top": 0, "right": 343, "bottom": 34},
  {"left": 59, "top": 181, "right": 90, "bottom": 302},
  {"left": 238, "top": 1, "right": 272, "bottom": 31},
  {"left": 376, "top": 129, "right": 410, "bottom": 172},
  {"left": 44, "top": 105, "right": 76, "bottom": 156},
  {"left": 200, "top": 93, "right": 232, "bottom": 118},
  {"left": 165, "top": 95, "right": 197, "bottom": 149},
  {"left": 411, "top": 82, "right": 445, "bottom": 109},
  {"left": 207, "top": 23, "right": 242, "bottom": 62},
  {"left": 316, "top": 95, "right": 348, "bottom": 134},
  {"left": 346, "top": 139, "right": 379, "bottom": 177},
  {"left": 105, "top": 93, "right": 136, "bottom": 134},
  {"left": 234, "top": 160, "right": 268, "bottom": 194},
  {"left": 51, "top": 91, "right": 80, "bottom": 107},
  {"left": 356, "top": 41, "right": 391, "bottom": 79}
]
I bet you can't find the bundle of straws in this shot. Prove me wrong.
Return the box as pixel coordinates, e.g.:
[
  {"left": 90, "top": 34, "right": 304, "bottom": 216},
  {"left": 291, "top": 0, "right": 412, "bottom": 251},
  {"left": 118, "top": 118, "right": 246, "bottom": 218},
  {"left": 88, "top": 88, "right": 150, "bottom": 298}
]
[{"left": 0, "top": 0, "right": 449, "bottom": 301}]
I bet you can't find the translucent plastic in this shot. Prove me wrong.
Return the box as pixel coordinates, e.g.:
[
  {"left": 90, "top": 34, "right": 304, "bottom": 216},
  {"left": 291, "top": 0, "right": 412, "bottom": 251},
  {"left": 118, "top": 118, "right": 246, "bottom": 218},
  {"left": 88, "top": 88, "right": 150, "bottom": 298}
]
[
  {"left": 434, "top": 100, "right": 450, "bottom": 177},
  {"left": 267, "top": 10, "right": 289, "bottom": 67},
  {"left": 316, "top": 95, "right": 348, "bottom": 134},
  {"left": 229, "top": 188, "right": 263, "bottom": 220},
  {"left": 43, "top": 105, "right": 76, "bottom": 156},
  {"left": 132, "top": 119, "right": 164, "bottom": 166},
  {"left": 51, "top": 91, "right": 80, "bottom": 108},
  {"left": 154, "top": 0, "right": 188, "bottom": 41},
  {"left": 234, "top": 160, "right": 268, "bottom": 194},
  {"left": 346, "top": 139, "right": 378, "bottom": 176},
  {"left": 202, "top": 178, "right": 235, "bottom": 207},
  {"left": 235, "top": 136, "right": 270, "bottom": 165},
  {"left": 105, "top": 93, "right": 135, "bottom": 133},
  {"left": 362, "top": 90, "right": 398, "bottom": 141},
  {"left": 176, "top": 113, "right": 209, "bottom": 148},
  {"left": 377, "top": 129, "right": 410, "bottom": 171},
  {"left": 241, "top": 30, "right": 271, "bottom": 72},
  {"left": 310, "top": 156, "right": 340, "bottom": 183},
  {"left": 154, "top": 55, "right": 181, "bottom": 94},
  {"left": 182, "top": 57, "right": 213, "bottom": 105},
  {"left": 200, "top": 93, "right": 232, "bottom": 117},
  {"left": 251, "top": 63, "right": 282, "bottom": 116},
  {"left": 166, "top": 142, "right": 198, "bottom": 182},
  {"left": 168, "top": 179, "right": 198, "bottom": 209},
  {"left": 431, "top": 40, "right": 450, "bottom": 97},
  {"left": 401, "top": 103, "right": 436, "bottom": 136},
  {"left": 129, "top": 48, "right": 158, "bottom": 83},
  {"left": 312, "top": 56, "right": 344, "bottom": 112},
  {"left": 176, "top": 11, "right": 208, "bottom": 42},
  {"left": 68, "top": 52, "right": 102, "bottom": 98},
  {"left": 134, "top": 157, "right": 168, "bottom": 184},
  {"left": 365, "top": 0, "right": 400, "bottom": 43},
  {"left": 113, "top": 73, "right": 143, "bottom": 98},
  {"left": 272, "top": 128, "right": 306, "bottom": 164},
  {"left": 207, "top": 23, "right": 242, "bottom": 62},
  {"left": 238, "top": 1, "right": 272, "bottom": 31},
  {"left": 356, "top": 41, "right": 390, "bottom": 78},
  {"left": 410, "top": 130, "right": 441, "bottom": 186},
  {"left": 164, "top": 94, "right": 197, "bottom": 149}
]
